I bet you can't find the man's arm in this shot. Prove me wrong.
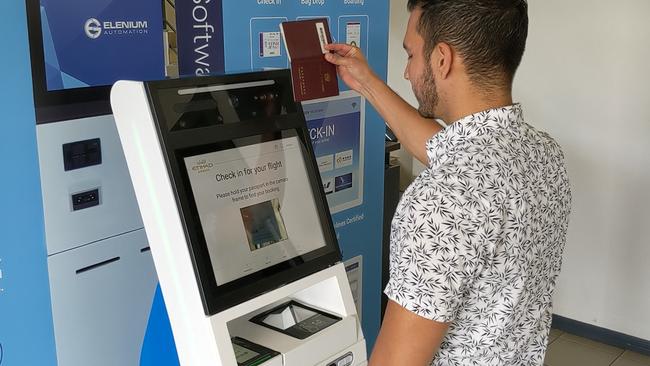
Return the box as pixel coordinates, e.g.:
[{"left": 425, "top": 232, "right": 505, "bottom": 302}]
[
  {"left": 369, "top": 300, "right": 449, "bottom": 366},
  {"left": 324, "top": 43, "right": 442, "bottom": 165}
]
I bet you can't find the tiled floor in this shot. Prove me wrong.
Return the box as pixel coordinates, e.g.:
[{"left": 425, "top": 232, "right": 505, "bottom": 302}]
[{"left": 545, "top": 329, "right": 650, "bottom": 366}]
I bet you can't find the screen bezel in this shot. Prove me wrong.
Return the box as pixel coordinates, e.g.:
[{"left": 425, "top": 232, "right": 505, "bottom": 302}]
[{"left": 145, "top": 70, "right": 342, "bottom": 315}]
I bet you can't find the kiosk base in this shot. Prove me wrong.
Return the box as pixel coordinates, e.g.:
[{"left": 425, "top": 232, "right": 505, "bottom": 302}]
[{"left": 222, "top": 264, "right": 366, "bottom": 366}]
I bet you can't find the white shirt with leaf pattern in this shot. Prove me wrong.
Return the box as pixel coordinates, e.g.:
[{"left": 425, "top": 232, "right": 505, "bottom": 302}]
[{"left": 385, "top": 104, "right": 571, "bottom": 366}]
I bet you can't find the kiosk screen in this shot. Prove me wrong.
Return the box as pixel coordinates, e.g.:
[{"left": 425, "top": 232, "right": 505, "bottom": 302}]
[{"left": 184, "top": 134, "right": 328, "bottom": 285}]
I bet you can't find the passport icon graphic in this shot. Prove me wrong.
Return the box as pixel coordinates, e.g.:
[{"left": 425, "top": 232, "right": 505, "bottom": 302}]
[
  {"left": 259, "top": 31, "right": 281, "bottom": 58},
  {"left": 335, "top": 173, "right": 353, "bottom": 192},
  {"left": 280, "top": 18, "right": 339, "bottom": 102}
]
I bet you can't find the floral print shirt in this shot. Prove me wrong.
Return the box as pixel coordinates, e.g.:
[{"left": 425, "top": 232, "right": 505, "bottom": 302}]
[{"left": 385, "top": 104, "right": 571, "bottom": 366}]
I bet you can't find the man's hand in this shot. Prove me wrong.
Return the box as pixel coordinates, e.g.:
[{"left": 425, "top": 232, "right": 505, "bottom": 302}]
[
  {"left": 324, "top": 43, "right": 442, "bottom": 165},
  {"left": 324, "top": 43, "right": 379, "bottom": 95}
]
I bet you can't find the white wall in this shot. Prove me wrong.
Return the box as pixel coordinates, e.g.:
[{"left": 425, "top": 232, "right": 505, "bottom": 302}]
[
  {"left": 387, "top": 0, "right": 427, "bottom": 189},
  {"left": 516, "top": 0, "right": 650, "bottom": 340},
  {"left": 388, "top": 0, "right": 650, "bottom": 340}
]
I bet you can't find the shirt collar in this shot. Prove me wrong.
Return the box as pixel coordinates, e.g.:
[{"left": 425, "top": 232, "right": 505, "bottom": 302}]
[{"left": 426, "top": 103, "right": 524, "bottom": 169}]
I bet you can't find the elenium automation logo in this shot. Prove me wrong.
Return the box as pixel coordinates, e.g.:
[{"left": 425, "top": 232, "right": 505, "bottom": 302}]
[
  {"left": 84, "top": 18, "right": 149, "bottom": 39},
  {"left": 84, "top": 18, "right": 102, "bottom": 39}
]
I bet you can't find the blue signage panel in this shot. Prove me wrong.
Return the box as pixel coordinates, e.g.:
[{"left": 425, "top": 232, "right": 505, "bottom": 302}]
[
  {"left": 0, "top": 1, "right": 57, "bottom": 365},
  {"left": 40, "top": 0, "right": 165, "bottom": 90},
  {"left": 176, "top": 0, "right": 225, "bottom": 76},
  {"left": 221, "top": 0, "right": 390, "bottom": 349},
  {"left": 304, "top": 92, "right": 364, "bottom": 214}
]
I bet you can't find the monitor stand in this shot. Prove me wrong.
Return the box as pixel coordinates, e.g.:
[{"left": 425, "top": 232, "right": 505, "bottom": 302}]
[{"left": 223, "top": 264, "right": 365, "bottom": 366}]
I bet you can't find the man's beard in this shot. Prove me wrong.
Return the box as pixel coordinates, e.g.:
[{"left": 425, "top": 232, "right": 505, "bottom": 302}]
[{"left": 414, "top": 66, "right": 439, "bottom": 119}]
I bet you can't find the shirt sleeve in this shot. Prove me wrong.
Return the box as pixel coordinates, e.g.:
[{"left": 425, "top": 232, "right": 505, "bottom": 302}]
[{"left": 384, "top": 172, "right": 485, "bottom": 323}]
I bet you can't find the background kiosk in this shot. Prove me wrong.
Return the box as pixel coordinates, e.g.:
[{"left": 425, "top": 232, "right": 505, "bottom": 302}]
[{"left": 111, "top": 70, "right": 366, "bottom": 366}]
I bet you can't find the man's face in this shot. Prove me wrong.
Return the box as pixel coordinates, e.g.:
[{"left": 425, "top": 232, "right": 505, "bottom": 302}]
[{"left": 404, "top": 8, "right": 439, "bottom": 119}]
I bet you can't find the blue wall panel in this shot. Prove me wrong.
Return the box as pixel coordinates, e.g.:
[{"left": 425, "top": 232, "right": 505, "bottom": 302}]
[
  {"left": 221, "top": 1, "right": 390, "bottom": 350},
  {"left": 0, "top": 1, "right": 58, "bottom": 365}
]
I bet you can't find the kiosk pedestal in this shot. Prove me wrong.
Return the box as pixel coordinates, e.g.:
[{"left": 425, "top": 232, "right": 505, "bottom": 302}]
[
  {"left": 219, "top": 264, "right": 364, "bottom": 366},
  {"left": 111, "top": 70, "right": 366, "bottom": 366}
]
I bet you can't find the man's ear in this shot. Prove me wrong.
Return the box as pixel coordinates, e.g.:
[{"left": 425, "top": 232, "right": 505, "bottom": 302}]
[{"left": 430, "top": 42, "right": 453, "bottom": 80}]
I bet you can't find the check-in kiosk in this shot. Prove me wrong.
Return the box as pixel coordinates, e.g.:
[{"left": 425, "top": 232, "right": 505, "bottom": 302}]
[{"left": 110, "top": 70, "right": 366, "bottom": 366}]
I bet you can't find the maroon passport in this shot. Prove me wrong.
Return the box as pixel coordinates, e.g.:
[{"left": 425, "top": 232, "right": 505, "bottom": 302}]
[{"left": 280, "top": 18, "right": 339, "bottom": 102}]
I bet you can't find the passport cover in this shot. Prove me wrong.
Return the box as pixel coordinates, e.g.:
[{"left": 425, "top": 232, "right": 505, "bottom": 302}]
[{"left": 280, "top": 18, "right": 339, "bottom": 102}]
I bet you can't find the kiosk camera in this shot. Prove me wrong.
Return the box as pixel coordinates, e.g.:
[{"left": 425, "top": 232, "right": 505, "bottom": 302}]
[{"left": 111, "top": 70, "right": 366, "bottom": 366}]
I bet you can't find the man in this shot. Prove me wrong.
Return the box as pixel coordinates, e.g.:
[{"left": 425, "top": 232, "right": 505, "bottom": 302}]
[{"left": 325, "top": 1, "right": 571, "bottom": 365}]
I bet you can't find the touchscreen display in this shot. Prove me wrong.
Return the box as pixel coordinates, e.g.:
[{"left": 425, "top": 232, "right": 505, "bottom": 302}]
[
  {"left": 37, "top": 0, "right": 165, "bottom": 91},
  {"left": 184, "top": 136, "right": 328, "bottom": 285}
]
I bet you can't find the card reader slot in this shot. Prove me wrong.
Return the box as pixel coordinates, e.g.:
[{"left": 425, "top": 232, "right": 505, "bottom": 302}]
[
  {"left": 140, "top": 246, "right": 151, "bottom": 253},
  {"left": 75, "top": 256, "right": 121, "bottom": 275}
]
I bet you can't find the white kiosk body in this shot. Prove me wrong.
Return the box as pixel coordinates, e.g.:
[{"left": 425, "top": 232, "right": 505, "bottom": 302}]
[{"left": 111, "top": 70, "right": 367, "bottom": 366}]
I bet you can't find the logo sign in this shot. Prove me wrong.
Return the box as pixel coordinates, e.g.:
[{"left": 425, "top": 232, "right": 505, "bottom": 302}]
[
  {"left": 191, "top": 159, "right": 214, "bottom": 174},
  {"left": 335, "top": 173, "right": 353, "bottom": 192},
  {"left": 316, "top": 155, "right": 334, "bottom": 172},
  {"left": 83, "top": 18, "right": 150, "bottom": 39},
  {"left": 323, "top": 177, "right": 335, "bottom": 195},
  {"left": 84, "top": 18, "right": 102, "bottom": 39},
  {"left": 335, "top": 149, "right": 353, "bottom": 169}
]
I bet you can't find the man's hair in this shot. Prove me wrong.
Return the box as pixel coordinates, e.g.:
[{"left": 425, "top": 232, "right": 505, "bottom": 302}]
[{"left": 407, "top": 0, "right": 528, "bottom": 89}]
